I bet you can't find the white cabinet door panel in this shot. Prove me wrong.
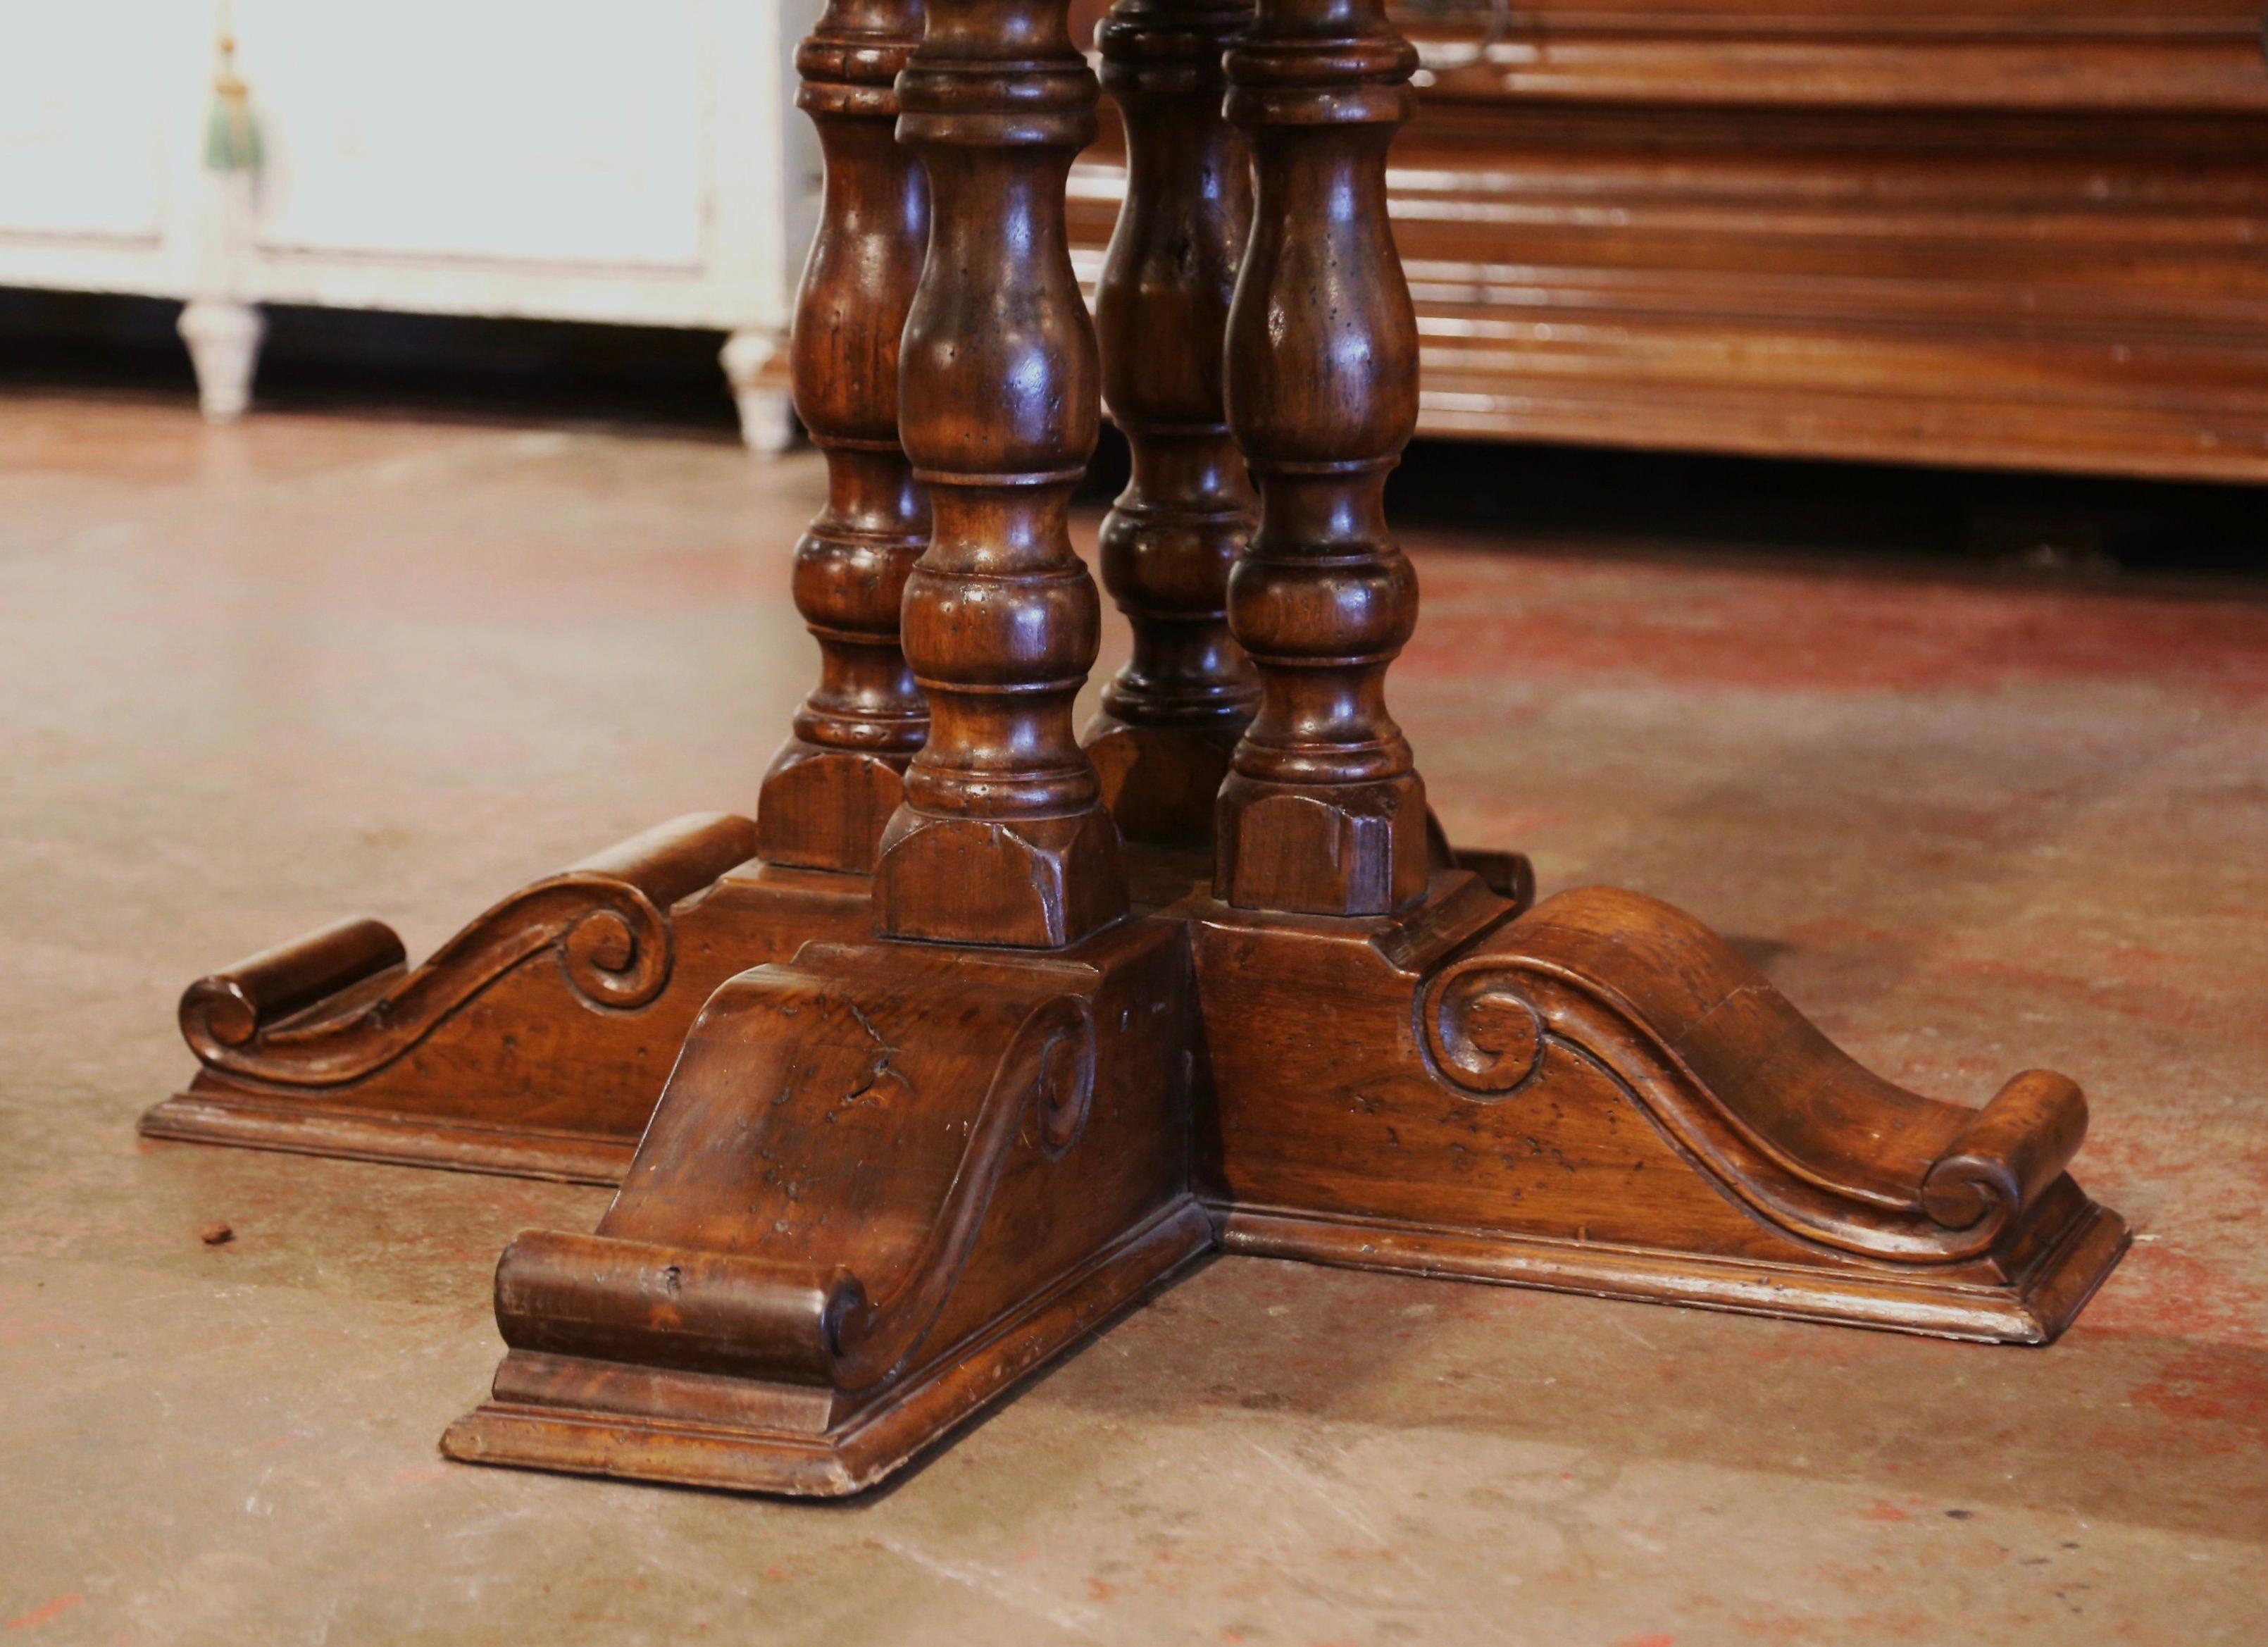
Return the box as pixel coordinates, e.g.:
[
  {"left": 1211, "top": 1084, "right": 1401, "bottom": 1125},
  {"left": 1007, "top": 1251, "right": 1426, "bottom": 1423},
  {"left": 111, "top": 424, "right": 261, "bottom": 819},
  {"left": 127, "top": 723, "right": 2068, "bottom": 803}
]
[
  {"left": 239, "top": 0, "right": 708, "bottom": 269},
  {"left": 0, "top": 3, "right": 179, "bottom": 240}
]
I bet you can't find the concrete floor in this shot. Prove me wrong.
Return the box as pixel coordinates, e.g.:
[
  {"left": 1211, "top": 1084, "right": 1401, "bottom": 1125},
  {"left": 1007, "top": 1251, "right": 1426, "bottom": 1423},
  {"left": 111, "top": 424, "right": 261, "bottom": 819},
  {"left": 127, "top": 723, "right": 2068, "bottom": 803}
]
[{"left": 4, "top": 392, "right": 2263, "bottom": 1646}]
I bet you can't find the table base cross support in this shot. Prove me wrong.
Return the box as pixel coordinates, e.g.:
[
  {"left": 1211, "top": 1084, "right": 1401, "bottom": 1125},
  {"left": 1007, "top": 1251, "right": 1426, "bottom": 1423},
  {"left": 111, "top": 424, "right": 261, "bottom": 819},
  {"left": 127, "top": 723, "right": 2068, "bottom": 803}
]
[
  {"left": 435, "top": 862, "right": 2124, "bottom": 1497},
  {"left": 147, "top": 0, "right": 2129, "bottom": 1505}
]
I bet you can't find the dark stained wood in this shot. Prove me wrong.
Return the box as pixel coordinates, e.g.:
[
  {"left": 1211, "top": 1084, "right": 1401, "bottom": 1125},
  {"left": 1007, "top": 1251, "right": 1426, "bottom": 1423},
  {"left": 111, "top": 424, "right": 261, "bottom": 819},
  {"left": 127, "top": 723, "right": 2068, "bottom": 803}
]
[
  {"left": 1214, "top": 0, "right": 1431, "bottom": 916},
  {"left": 871, "top": 0, "right": 1130, "bottom": 947},
  {"left": 1066, "top": 0, "right": 2268, "bottom": 482},
  {"left": 1080, "top": 0, "right": 1261, "bottom": 847},
  {"left": 440, "top": 0, "right": 2126, "bottom": 1505},
  {"left": 756, "top": 0, "right": 932, "bottom": 871}
]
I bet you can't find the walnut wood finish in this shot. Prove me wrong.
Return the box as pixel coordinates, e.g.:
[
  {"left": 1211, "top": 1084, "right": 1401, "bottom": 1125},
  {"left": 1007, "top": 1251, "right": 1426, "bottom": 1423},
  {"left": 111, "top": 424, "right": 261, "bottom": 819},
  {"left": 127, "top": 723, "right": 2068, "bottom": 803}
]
[
  {"left": 1080, "top": 0, "right": 1260, "bottom": 847},
  {"left": 143, "top": 3, "right": 935, "bottom": 1181},
  {"left": 1066, "top": 0, "right": 2268, "bottom": 483},
  {"left": 145, "top": 816, "right": 875, "bottom": 1181},
  {"left": 1152, "top": 0, "right": 2124, "bottom": 1355},
  {"left": 436, "top": 0, "right": 2120, "bottom": 1500},
  {"left": 149, "top": 0, "right": 2131, "bottom": 1501},
  {"left": 445, "top": 0, "right": 1213, "bottom": 1498},
  {"left": 757, "top": 0, "right": 932, "bottom": 871},
  {"left": 1214, "top": 0, "right": 1430, "bottom": 916},
  {"left": 1188, "top": 881, "right": 2128, "bottom": 1344},
  {"left": 442, "top": 916, "right": 1210, "bottom": 1495},
  {"left": 873, "top": 0, "right": 1128, "bottom": 947}
]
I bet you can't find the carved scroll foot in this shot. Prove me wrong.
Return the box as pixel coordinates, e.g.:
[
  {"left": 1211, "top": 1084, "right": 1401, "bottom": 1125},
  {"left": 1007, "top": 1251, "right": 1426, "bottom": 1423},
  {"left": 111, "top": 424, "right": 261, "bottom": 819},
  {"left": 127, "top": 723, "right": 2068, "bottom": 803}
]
[
  {"left": 441, "top": 916, "right": 1211, "bottom": 1496},
  {"left": 144, "top": 814, "right": 880, "bottom": 1184},
  {"left": 1188, "top": 876, "right": 2129, "bottom": 1344}
]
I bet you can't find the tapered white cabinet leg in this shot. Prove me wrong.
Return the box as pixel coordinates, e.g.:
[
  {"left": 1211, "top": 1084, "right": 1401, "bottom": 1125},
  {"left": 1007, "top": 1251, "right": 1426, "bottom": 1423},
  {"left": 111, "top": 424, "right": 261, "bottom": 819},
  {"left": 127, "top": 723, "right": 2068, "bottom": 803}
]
[
  {"left": 721, "top": 328, "right": 798, "bottom": 455},
  {"left": 179, "top": 299, "right": 265, "bottom": 423}
]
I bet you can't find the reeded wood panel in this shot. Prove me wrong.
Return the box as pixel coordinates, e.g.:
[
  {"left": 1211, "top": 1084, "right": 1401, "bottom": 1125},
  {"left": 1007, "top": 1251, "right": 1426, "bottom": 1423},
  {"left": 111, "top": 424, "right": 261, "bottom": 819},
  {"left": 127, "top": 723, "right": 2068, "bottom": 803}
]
[{"left": 1068, "top": 1, "right": 2268, "bottom": 480}]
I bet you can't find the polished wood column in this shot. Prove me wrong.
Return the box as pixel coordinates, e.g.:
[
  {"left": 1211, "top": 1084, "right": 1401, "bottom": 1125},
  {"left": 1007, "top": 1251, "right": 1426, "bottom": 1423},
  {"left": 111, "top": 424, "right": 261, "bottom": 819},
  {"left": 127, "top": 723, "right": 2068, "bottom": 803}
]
[
  {"left": 1215, "top": 0, "right": 1428, "bottom": 914},
  {"left": 876, "top": 0, "right": 1128, "bottom": 945},
  {"left": 1184, "top": 0, "right": 2125, "bottom": 1381},
  {"left": 1082, "top": 0, "right": 1260, "bottom": 847},
  {"left": 756, "top": 0, "right": 932, "bottom": 871},
  {"left": 442, "top": 0, "right": 1215, "bottom": 1497}
]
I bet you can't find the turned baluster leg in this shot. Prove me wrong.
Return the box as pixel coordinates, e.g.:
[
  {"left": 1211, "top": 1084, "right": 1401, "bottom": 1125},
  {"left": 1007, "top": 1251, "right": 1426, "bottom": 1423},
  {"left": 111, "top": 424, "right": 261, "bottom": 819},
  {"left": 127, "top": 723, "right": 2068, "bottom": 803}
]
[
  {"left": 756, "top": 1, "right": 933, "bottom": 872},
  {"left": 876, "top": 0, "right": 1127, "bottom": 946},
  {"left": 1214, "top": 0, "right": 1427, "bottom": 915},
  {"left": 1082, "top": 0, "right": 1261, "bottom": 846}
]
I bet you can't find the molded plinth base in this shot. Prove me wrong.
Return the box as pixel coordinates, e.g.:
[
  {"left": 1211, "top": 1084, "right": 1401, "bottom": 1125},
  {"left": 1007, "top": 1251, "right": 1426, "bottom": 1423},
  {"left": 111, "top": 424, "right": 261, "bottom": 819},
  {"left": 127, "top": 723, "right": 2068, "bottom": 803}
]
[
  {"left": 139, "top": 1091, "right": 644, "bottom": 1184},
  {"left": 1215, "top": 770, "right": 1431, "bottom": 915},
  {"left": 444, "top": 1200, "right": 1211, "bottom": 1496},
  {"left": 754, "top": 742, "right": 913, "bottom": 874},
  {"left": 873, "top": 807, "right": 1128, "bottom": 947},
  {"left": 1216, "top": 1196, "right": 2129, "bottom": 1345},
  {"left": 157, "top": 793, "right": 2127, "bottom": 1498}
]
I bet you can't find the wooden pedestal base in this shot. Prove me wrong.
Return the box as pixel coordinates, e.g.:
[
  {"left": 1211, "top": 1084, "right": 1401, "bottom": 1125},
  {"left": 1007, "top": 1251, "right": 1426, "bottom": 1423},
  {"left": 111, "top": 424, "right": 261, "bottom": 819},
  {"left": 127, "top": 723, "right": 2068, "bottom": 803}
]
[
  {"left": 437, "top": 855, "right": 2123, "bottom": 1498},
  {"left": 145, "top": 0, "right": 2133, "bottom": 1508},
  {"left": 141, "top": 814, "right": 876, "bottom": 1185},
  {"left": 442, "top": 917, "right": 1211, "bottom": 1496},
  {"left": 1190, "top": 876, "right": 2129, "bottom": 1346}
]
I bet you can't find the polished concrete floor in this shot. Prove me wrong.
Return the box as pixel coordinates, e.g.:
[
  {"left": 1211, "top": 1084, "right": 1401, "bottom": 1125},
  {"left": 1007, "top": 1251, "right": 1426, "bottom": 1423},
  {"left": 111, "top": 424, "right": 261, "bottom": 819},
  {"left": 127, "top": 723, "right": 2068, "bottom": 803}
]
[{"left": 4, "top": 392, "right": 2263, "bottom": 1646}]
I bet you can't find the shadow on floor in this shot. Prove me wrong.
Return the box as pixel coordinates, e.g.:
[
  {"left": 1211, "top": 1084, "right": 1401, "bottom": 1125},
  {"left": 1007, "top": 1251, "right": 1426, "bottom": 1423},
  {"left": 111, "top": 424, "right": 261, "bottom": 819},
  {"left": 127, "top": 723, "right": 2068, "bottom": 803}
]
[{"left": 5, "top": 285, "right": 2260, "bottom": 580}]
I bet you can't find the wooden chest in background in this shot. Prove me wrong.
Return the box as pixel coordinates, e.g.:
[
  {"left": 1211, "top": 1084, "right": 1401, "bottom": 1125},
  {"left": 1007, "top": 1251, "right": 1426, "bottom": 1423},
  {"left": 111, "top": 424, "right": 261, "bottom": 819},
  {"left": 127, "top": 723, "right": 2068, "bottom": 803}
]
[{"left": 1067, "top": 1, "right": 2268, "bottom": 482}]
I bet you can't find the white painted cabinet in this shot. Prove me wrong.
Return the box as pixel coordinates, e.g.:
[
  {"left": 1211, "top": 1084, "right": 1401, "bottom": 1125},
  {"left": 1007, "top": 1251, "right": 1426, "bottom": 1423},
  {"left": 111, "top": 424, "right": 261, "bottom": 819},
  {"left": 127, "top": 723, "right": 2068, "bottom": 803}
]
[{"left": 0, "top": 0, "right": 823, "bottom": 447}]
